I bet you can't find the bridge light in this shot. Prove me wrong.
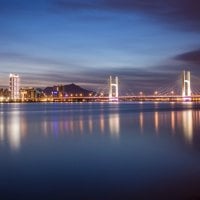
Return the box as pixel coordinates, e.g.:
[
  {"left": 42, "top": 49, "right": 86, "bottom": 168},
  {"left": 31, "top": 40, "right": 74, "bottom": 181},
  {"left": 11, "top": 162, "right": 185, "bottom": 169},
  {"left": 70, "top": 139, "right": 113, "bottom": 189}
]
[
  {"left": 139, "top": 91, "right": 143, "bottom": 96},
  {"left": 154, "top": 91, "right": 158, "bottom": 95},
  {"left": 171, "top": 91, "right": 174, "bottom": 95}
]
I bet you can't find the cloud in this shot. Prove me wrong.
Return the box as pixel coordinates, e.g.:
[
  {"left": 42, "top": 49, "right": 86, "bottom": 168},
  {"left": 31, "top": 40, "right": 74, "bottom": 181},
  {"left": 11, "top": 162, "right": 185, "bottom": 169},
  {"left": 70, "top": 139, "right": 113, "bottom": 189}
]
[
  {"left": 0, "top": 52, "right": 66, "bottom": 67},
  {"left": 0, "top": 50, "right": 195, "bottom": 93},
  {"left": 0, "top": 51, "right": 199, "bottom": 95},
  {"left": 1, "top": 59, "right": 198, "bottom": 94},
  {"left": 54, "top": 0, "right": 200, "bottom": 31},
  {"left": 174, "top": 49, "right": 200, "bottom": 65}
]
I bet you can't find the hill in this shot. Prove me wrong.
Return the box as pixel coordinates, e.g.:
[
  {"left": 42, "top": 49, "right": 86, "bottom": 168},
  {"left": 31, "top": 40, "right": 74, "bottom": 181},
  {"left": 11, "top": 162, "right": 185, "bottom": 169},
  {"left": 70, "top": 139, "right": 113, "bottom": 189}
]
[{"left": 43, "top": 83, "right": 95, "bottom": 97}]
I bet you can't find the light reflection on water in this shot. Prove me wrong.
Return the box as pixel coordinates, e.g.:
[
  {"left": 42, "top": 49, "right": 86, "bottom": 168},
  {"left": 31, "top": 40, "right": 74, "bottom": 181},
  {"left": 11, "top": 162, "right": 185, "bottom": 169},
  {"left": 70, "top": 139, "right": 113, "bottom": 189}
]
[
  {"left": 171, "top": 111, "right": 175, "bottom": 133},
  {"left": 88, "top": 115, "right": 93, "bottom": 134},
  {"left": 0, "top": 114, "right": 4, "bottom": 142},
  {"left": 109, "top": 113, "right": 120, "bottom": 139},
  {"left": 100, "top": 113, "right": 104, "bottom": 133},
  {"left": 139, "top": 112, "right": 144, "bottom": 133},
  {"left": 0, "top": 103, "right": 200, "bottom": 150},
  {"left": 1, "top": 102, "right": 200, "bottom": 199},
  {"left": 182, "top": 110, "right": 193, "bottom": 144},
  {"left": 154, "top": 111, "right": 159, "bottom": 134},
  {"left": 8, "top": 111, "right": 21, "bottom": 150}
]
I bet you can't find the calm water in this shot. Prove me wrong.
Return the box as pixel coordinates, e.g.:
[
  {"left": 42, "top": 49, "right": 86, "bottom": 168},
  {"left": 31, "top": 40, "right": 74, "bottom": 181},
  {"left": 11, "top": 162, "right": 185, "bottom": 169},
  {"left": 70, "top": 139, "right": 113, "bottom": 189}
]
[{"left": 0, "top": 102, "right": 200, "bottom": 200}]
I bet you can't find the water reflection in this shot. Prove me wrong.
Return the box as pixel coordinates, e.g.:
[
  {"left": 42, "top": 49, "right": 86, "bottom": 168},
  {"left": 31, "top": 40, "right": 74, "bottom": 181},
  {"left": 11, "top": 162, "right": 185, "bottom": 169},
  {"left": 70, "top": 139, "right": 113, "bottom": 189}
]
[
  {"left": 8, "top": 111, "right": 21, "bottom": 150},
  {"left": 88, "top": 116, "right": 93, "bottom": 134},
  {"left": 39, "top": 113, "right": 121, "bottom": 138},
  {"left": 109, "top": 114, "right": 120, "bottom": 139},
  {"left": 182, "top": 110, "right": 193, "bottom": 144},
  {"left": 53, "top": 119, "right": 59, "bottom": 136},
  {"left": 0, "top": 103, "right": 200, "bottom": 150},
  {"left": 154, "top": 112, "right": 159, "bottom": 134},
  {"left": 138, "top": 108, "right": 197, "bottom": 145},
  {"left": 100, "top": 114, "right": 105, "bottom": 134},
  {"left": 42, "top": 120, "right": 48, "bottom": 136},
  {"left": 0, "top": 114, "right": 4, "bottom": 142},
  {"left": 171, "top": 111, "right": 175, "bottom": 134},
  {"left": 139, "top": 112, "right": 144, "bottom": 133},
  {"left": 79, "top": 116, "right": 83, "bottom": 134},
  {"left": 70, "top": 119, "right": 74, "bottom": 132}
]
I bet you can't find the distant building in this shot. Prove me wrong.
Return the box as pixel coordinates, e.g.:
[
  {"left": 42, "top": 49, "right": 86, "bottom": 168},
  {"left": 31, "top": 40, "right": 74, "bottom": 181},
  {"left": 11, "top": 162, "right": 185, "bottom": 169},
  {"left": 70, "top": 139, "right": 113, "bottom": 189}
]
[
  {"left": 9, "top": 74, "right": 20, "bottom": 100},
  {"left": 52, "top": 85, "right": 64, "bottom": 98},
  {"left": 0, "top": 88, "right": 10, "bottom": 101},
  {"left": 20, "top": 87, "right": 39, "bottom": 101}
]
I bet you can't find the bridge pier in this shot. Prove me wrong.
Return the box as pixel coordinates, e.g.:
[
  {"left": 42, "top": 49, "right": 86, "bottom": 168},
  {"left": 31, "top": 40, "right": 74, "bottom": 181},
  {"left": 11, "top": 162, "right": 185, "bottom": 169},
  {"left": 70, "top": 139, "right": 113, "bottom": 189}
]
[
  {"left": 182, "top": 70, "right": 191, "bottom": 101},
  {"left": 109, "top": 76, "right": 119, "bottom": 102}
]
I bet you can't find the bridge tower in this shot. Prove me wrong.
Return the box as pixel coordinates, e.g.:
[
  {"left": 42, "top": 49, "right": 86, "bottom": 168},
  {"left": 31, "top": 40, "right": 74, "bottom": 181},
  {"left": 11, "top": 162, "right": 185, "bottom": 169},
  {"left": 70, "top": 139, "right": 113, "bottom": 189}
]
[
  {"left": 182, "top": 70, "right": 191, "bottom": 98},
  {"left": 109, "top": 76, "right": 119, "bottom": 101}
]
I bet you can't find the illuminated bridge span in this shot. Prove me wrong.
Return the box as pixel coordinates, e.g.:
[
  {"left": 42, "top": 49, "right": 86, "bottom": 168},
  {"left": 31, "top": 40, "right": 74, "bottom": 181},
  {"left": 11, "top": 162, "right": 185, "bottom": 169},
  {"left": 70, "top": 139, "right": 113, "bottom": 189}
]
[
  {"left": 51, "top": 95, "right": 200, "bottom": 102},
  {"left": 50, "top": 70, "right": 200, "bottom": 102},
  {"left": 105, "top": 70, "right": 200, "bottom": 102}
]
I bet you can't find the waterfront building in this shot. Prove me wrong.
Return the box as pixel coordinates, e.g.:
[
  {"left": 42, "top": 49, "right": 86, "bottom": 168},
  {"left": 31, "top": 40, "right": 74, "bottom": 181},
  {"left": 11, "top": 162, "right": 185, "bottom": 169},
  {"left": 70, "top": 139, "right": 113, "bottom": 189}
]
[
  {"left": 9, "top": 74, "right": 20, "bottom": 101},
  {"left": 52, "top": 85, "right": 65, "bottom": 98},
  {"left": 20, "top": 87, "right": 39, "bottom": 102}
]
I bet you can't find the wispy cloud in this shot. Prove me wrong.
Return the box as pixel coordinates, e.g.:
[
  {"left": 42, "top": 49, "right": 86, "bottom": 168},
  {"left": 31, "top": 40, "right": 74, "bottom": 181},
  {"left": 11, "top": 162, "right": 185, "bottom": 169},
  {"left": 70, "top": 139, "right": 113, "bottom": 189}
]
[
  {"left": 54, "top": 0, "right": 200, "bottom": 31},
  {"left": 0, "top": 52, "right": 66, "bottom": 67},
  {"left": 174, "top": 49, "right": 200, "bottom": 65},
  {"left": 0, "top": 50, "right": 199, "bottom": 93}
]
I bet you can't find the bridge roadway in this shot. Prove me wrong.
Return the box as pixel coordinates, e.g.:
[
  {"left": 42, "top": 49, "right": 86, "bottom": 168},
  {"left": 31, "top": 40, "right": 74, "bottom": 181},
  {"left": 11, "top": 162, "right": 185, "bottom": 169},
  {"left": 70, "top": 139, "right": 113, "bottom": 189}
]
[{"left": 50, "top": 95, "right": 200, "bottom": 102}]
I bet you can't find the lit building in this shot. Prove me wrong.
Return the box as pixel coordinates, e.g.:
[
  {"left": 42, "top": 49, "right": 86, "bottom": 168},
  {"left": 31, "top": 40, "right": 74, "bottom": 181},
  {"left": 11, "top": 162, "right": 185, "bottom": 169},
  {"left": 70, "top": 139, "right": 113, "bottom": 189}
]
[
  {"left": 52, "top": 85, "right": 64, "bottom": 98},
  {"left": 9, "top": 74, "right": 20, "bottom": 100},
  {"left": 20, "top": 88, "right": 41, "bottom": 102}
]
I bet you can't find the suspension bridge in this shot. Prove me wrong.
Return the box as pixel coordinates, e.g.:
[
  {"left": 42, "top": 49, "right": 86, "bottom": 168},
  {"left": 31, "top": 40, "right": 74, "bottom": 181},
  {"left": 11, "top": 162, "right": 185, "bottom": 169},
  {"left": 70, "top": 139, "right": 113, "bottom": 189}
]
[{"left": 51, "top": 70, "right": 200, "bottom": 102}]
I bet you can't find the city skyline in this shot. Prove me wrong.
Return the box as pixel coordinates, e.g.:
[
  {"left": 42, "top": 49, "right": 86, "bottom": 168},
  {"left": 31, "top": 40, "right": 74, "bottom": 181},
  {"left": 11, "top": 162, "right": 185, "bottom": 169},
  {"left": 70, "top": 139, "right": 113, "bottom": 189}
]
[
  {"left": 0, "top": 0, "right": 200, "bottom": 93},
  {"left": 0, "top": 70, "right": 198, "bottom": 103}
]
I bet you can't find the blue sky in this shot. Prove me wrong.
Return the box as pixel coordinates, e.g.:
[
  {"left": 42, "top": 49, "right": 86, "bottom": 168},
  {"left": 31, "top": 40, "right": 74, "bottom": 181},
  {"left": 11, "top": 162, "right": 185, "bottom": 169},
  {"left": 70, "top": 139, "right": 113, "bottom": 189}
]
[{"left": 0, "top": 0, "right": 200, "bottom": 94}]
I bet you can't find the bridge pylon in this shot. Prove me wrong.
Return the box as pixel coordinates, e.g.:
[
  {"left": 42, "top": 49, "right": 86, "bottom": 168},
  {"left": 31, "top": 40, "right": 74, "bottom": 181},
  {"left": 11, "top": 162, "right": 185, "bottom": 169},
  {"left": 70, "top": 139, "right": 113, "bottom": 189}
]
[
  {"left": 109, "top": 76, "right": 119, "bottom": 102},
  {"left": 182, "top": 70, "right": 191, "bottom": 100}
]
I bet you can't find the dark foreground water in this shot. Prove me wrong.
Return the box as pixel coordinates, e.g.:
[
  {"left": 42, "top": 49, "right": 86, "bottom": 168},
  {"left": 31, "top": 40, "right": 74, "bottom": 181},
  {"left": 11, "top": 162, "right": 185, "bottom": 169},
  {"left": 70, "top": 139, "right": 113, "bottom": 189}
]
[{"left": 0, "top": 102, "right": 200, "bottom": 200}]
